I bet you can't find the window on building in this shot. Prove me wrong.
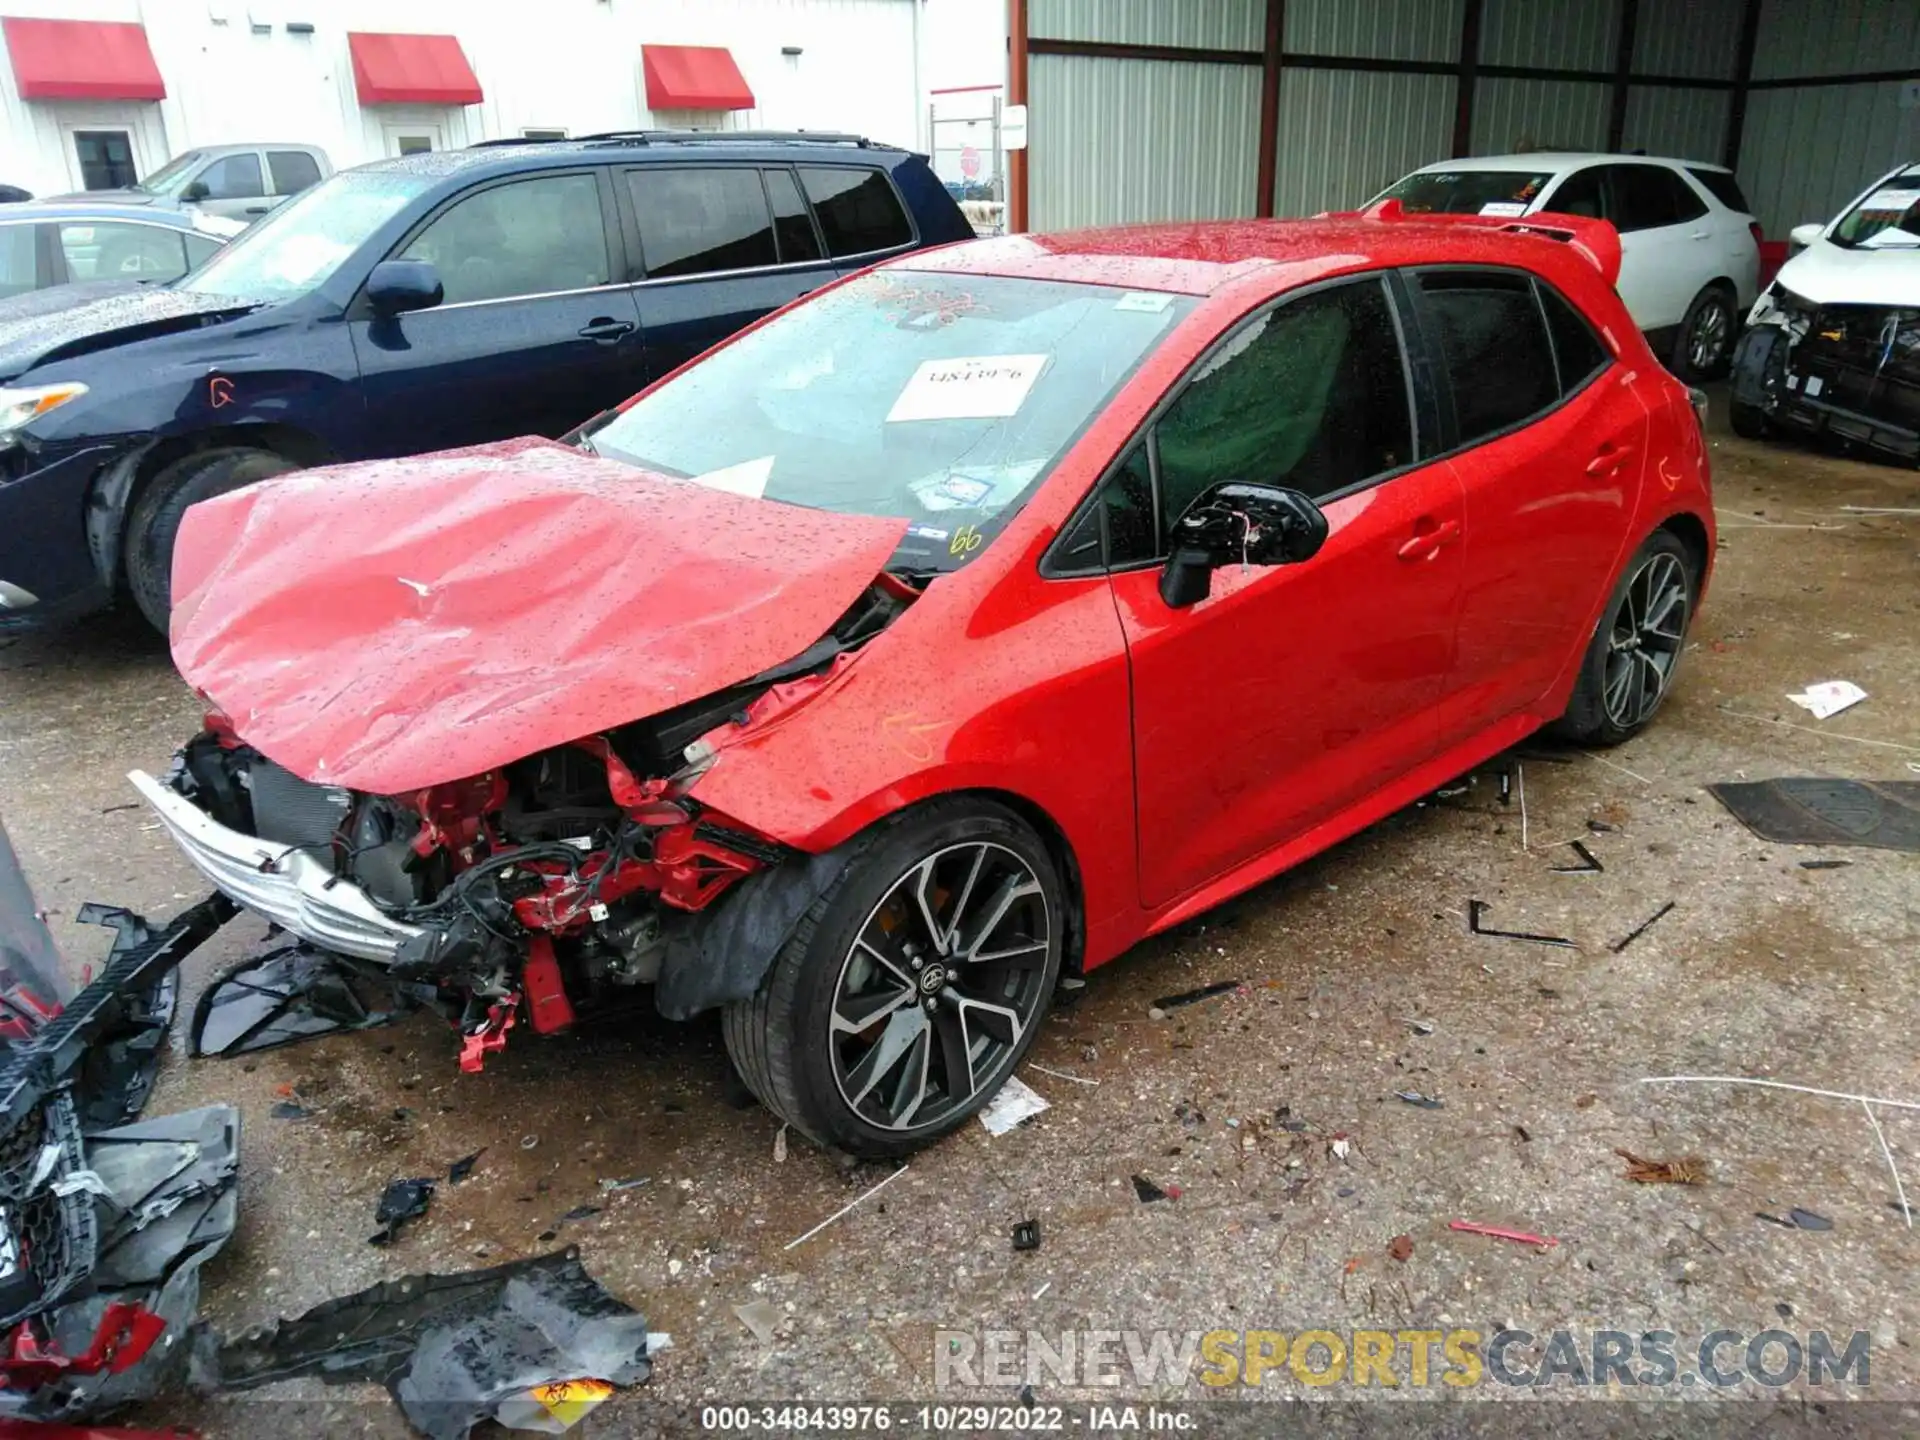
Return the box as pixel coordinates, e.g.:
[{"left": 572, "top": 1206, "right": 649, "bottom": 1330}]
[
  {"left": 628, "top": 167, "right": 778, "bottom": 278},
  {"left": 0, "top": 225, "right": 36, "bottom": 298},
  {"left": 522, "top": 128, "right": 568, "bottom": 141},
  {"left": 198, "top": 153, "right": 265, "bottom": 201},
  {"left": 267, "top": 150, "right": 323, "bottom": 197},
  {"left": 1537, "top": 281, "right": 1611, "bottom": 394},
  {"left": 59, "top": 221, "right": 192, "bottom": 283},
  {"left": 396, "top": 135, "right": 434, "bottom": 156},
  {"left": 1418, "top": 269, "right": 1559, "bottom": 444},
  {"left": 798, "top": 167, "right": 912, "bottom": 257},
  {"left": 400, "top": 173, "right": 611, "bottom": 305},
  {"left": 763, "top": 168, "right": 823, "bottom": 264},
  {"left": 73, "top": 131, "right": 137, "bottom": 191}
]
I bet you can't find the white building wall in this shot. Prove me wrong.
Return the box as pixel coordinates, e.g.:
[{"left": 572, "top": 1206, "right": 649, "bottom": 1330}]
[{"left": 0, "top": 0, "right": 928, "bottom": 198}]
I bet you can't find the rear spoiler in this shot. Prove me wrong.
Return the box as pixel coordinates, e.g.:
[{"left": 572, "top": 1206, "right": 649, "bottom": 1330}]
[{"left": 1323, "top": 198, "right": 1623, "bottom": 288}]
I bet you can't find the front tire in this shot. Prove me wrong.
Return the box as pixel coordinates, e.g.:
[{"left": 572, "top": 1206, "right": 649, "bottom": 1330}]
[
  {"left": 724, "top": 799, "right": 1065, "bottom": 1159},
  {"left": 1553, "top": 530, "right": 1697, "bottom": 747},
  {"left": 124, "top": 447, "right": 294, "bottom": 633}
]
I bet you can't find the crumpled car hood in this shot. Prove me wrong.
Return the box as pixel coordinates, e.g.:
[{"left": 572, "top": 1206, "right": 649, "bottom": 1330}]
[
  {"left": 0, "top": 282, "right": 257, "bottom": 380},
  {"left": 1773, "top": 239, "right": 1920, "bottom": 308},
  {"left": 170, "top": 436, "right": 908, "bottom": 794}
]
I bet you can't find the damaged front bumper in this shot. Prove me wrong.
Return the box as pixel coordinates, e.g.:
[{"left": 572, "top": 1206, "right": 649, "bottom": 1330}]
[
  {"left": 129, "top": 769, "right": 422, "bottom": 962},
  {"left": 1733, "top": 298, "right": 1920, "bottom": 462}
]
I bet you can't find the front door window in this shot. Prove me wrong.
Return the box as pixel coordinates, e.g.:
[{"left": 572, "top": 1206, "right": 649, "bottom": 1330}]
[{"left": 73, "top": 131, "right": 137, "bottom": 190}]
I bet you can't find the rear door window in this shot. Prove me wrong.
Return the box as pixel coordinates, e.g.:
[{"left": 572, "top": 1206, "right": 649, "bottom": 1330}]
[
  {"left": 629, "top": 167, "right": 778, "bottom": 278},
  {"left": 400, "top": 173, "right": 612, "bottom": 304},
  {"left": 1417, "top": 269, "right": 1559, "bottom": 445},
  {"left": 267, "top": 150, "right": 323, "bottom": 197},
  {"left": 798, "top": 167, "right": 913, "bottom": 257}
]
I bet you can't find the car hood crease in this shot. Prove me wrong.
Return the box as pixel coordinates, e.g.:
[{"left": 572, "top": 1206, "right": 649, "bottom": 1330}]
[
  {"left": 1774, "top": 240, "right": 1920, "bottom": 308},
  {"left": 169, "top": 436, "right": 909, "bottom": 794}
]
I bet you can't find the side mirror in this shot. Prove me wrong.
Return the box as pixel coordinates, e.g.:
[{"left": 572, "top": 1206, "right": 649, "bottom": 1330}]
[
  {"left": 1788, "top": 221, "right": 1824, "bottom": 249},
  {"left": 180, "top": 180, "right": 210, "bottom": 202},
  {"left": 1158, "top": 482, "right": 1329, "bottom": 610},
  {"left": 365, "top": 259, "right": 444, "bottom": 316}
]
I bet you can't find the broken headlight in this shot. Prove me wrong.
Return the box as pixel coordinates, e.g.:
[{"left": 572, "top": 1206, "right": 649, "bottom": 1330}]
[{"left": 0, "top": 382, "right": 88, "bottom": 448}]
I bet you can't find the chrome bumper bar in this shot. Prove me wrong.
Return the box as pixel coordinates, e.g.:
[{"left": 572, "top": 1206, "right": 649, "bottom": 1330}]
[{"left": 128, "top": 769, "right": 421, "bottom": 963}]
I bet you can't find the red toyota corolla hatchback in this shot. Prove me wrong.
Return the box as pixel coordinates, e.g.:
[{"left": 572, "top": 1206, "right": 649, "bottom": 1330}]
[{"left": 135, "top": 208, "right": 1713, "bottom": 1157}]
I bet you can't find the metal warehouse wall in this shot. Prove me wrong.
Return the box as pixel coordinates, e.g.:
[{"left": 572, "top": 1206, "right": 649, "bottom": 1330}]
[{"left": 1016, "top": 0, "right": 1920, "bottom": 243}]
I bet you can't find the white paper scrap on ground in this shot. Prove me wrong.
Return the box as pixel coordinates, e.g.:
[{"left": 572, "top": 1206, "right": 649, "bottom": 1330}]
[
  {"left": 689, "top": 454, "right": 773, "bottom": 499},
  {"left": 1787, "top": 680, "right": 1868, "bottom": 720},
  {"left": 887, "top": 354, "right": 1048, "bottom": 423},
  {"left": 979, "top": 1074, "right": 1050, "bottom": 1135}
]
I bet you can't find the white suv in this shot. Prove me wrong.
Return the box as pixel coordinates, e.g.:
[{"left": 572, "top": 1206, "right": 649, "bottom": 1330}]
[{"left": 1376, "top": 153, "right": 1761, "bottom": 380}]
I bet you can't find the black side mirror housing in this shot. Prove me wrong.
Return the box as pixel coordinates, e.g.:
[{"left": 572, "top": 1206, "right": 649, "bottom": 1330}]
[
  {"left": 365, "top": 259, "right": 444, "bottom": 316},
  {"left": 1158, "top": 482, "right": 1329, "bottom": 609},
  {"left": 180, "top": 180, "right": 210, "bottom": 202}
]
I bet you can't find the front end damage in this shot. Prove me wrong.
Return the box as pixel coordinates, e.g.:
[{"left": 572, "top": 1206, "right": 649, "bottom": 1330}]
[
  {"left": 135, "top": 579, "right": 912, "bottom": 1069},
  {"left": 1734, "top": 286, "right": 1920, "bottom": 461}
]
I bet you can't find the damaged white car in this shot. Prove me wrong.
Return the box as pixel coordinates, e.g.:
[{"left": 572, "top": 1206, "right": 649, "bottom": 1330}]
[{"left": 1730, "top": 160, "right": 1920, "bottom": 462}]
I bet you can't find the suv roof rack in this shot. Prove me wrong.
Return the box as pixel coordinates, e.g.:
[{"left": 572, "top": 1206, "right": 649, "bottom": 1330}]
[{"left": 468, "top": 129, "right": 878, "bottom": 153}]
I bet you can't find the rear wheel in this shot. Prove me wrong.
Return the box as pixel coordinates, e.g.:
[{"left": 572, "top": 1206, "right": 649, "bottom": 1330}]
[
  {"left": 723, "top": 800, "right": 1065, "bottom": 1159},
  {"left": 1672, "top": 284, "right": 1737, "bottom": 381},
  {"left": 1553, "top": 530, "right": 1696, "bottom": 747},
  {"left": 124, "top": 447, "right": 294, "bottom": 633}
]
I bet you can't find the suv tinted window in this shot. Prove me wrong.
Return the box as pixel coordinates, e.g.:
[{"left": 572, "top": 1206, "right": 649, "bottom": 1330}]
[
  {"left": 1418, "top": 269, "right": 1558, "bottom": 444},
  {"left": 267, "top": 150, "right": 322, "bottom": 196},
  {"left": 1607, "top": 164, "right": 1704, "bottom": 232},
  {"left": 763, "top": 168, "right": 823, "bottom": 264},
  {"left": 1537, "top": 282, "right": 1611, "bottom": 393},
  {"left": 1686, "top": 167, "right": 1749, "bottom": 213},
  {"left": 200, "top": 152, "right": 264, "bottom": 200},
  {"left": 1153, "top": 278, "right": 1411, "bottom": 531},
  {"left": 629, "top": 167, "right": 777, "bottom": 278},
  {"left": 1543, "top": 167, "right": 1604, "bottom": 218},
  {"left": 799, "top": 168, "right": 912, "bottom": 257},
  {"left": 401, "top": 173, "right": 611, "bottom": 305}
]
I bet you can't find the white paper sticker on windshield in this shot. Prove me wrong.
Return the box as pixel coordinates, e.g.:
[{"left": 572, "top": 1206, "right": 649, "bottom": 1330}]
[
  {"left": 1115, "top": 291, "right": 1174, "bottom": 313},
  {"left": 886, "top": 354, "right": 1048, "bottom": 423},
  {"left": 1479, "top": 201, "right": 1529, "bottom": 217},
  {"left": 1860, "top": 187, "right": 1920, "bottom": 212},
  {"left": 688, "top": 455, "right": 773, "bottom": 499}
]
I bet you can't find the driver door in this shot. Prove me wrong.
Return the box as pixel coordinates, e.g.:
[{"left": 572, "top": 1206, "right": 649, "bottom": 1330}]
[{"left": 1099, "top": 275, "right": 1466, "bottom": 907}]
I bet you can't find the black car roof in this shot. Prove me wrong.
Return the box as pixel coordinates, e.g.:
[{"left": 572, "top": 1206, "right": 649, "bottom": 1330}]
[{"left": 356, "top": 131, "right": 915, "bottom": 188}]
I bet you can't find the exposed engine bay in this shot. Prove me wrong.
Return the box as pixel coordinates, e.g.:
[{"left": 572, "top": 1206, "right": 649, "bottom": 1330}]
[{"left": 139, "top": 578, "right": 914, "bottom": 1070}]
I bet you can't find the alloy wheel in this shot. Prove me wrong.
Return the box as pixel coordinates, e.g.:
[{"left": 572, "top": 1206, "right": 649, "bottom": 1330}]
[
  {"left": 1603, "top": 552, "right": 1689, "bottom": 729},
  {"left": 829, "top": 841, "right": 1054, "bottom": 1133},
  {"left": 1687, "top": 298, "right": 1731, "bottom": 373}
]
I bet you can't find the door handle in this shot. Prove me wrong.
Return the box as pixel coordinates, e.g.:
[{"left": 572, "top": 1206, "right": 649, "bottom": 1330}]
[
  {"left": 577, "top": 318, "right": 636, "bottom": 342},
  {"left": 1586, "top": 442, "right": 1635, "bottom": 476},
  {"left": 244, "top": 205, "right": 268, "bottom": 215},
  {"left": 1396, "top": 517, "right": 1461, "bottom": 561},
  {"left": 1688, "top": 230, "right": 1709, "bottom": 240}
]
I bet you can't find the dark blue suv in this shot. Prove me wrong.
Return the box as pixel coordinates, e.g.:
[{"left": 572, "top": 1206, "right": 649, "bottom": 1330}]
[{"left": 0, "top": 131, "right": 973, "bottom": 630}]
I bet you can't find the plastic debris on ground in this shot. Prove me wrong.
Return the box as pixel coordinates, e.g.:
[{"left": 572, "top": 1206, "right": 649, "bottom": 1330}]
[
  {"left": 1395, "top": 1091, "right": 1444, "bottom": 1110},
  {"left": 978, "top": 1076, "right": 1049, "bottom": 1136},
  {"left": 370, "top": 1178, "right": 436, "bottom": 1246},
  {"left": 1131, "top": 1175, "right": 1179, "bottom": 1203},
  {"left": 1707, "top": 778, "right": 1920, "bottom": 851},
  {"left": 1011, "top": 1220, "right": 1041, "bottom": 1251},
  {"left": 1467, "top": 899, "right": 1573, "bottom": 948},
  {"left": 1615, "top": 1148, "right": 1708, "bottom": 1184},
  {"left": 189, "top": 941, "right": 427, "bottom": 1057},
  {"left": 1786, "top": 680, "right": 1867, "bottom": 720},
  {"left": 1387, "top": 1235, "right": 1414, "bottom": 1262},
  {"left": 1449, "top": 1220, "right": 1559, "bottom": 1248},
  {"left": 1149, "top": 980, "right": 1239, "bottom": 1011},
  {"left": 1608, "top": 901, "right": 1676, "bottom": 954},
  {"left": 733, "top": 1299, "right": 781, "bottom": 1345},
  {"left": 213, "top": 1249, "right": 652, "bottom": 1440},
  {"left": 597, "top": 1176, "right": 649, "bottom": 1194},
  {"left": 1756, "top": 1208, "right": 1833, "bottom": 1232},
  {"left": 448, "top": 1151, "right": 484, "bottom": 1185}
]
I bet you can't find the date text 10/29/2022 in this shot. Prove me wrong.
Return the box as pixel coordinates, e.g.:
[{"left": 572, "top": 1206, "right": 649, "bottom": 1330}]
[{"left": 700, "top": 1405, "right": 1194, "bottom": 1431}]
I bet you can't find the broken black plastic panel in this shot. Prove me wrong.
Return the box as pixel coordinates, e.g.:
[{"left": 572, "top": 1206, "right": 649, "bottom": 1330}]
[
  {"left": 191, "top": 941, "right": 429, "bottom": 1058},
  {"left": 1467, "top": 899, "right": 1573, "bottom": 949}
]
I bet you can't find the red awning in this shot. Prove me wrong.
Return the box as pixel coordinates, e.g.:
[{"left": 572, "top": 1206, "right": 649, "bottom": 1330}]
[
  {"left": 2, "top": 17, "right": 165, "bottom": 101},
  {"left": 642, "top": 45, "right": 755, "bottom": 110},
  {"left": 347, "top": 32, "right": 482, "bottom": 106}
]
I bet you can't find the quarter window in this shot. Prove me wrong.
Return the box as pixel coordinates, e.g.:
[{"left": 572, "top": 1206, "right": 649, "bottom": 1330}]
[
  {"left": 400, "top": 173, "right": 611, "bottom": 305},
  {"left": 267, "top": 150, "right": 323, "bottom": 196},
  {"left": 1537, "top": 282, "right": 1611, "bottom": 393},
  {"left": 1418, "top": 269, "right": 1559, "bottom": 444},
  {"left": 199, "top": 153, "right": 265, "bottom": 201},
  {"left": 629, "top": 167, "right": 778, "bottom": 278},
  {"left": 798, "top": 168, "right": 912, "bottom": 257}
]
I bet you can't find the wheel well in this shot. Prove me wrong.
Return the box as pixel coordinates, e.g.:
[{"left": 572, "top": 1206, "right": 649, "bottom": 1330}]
[
  {"left": 1660, "top": 512, "right": 1710, "bottom": 585},
  {"left": 931, "top": 787, "right": 1088, "bottom": 976}
]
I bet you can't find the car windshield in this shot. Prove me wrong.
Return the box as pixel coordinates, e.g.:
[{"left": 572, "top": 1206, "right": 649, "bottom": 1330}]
[
  {"left": 1831, "top": 172, "right": 1920, "bottom": 249},
  {"left": 180, "top": 169, "right": 433, "bottom": 301},
  {"left": 586, "top": 271, "right": 1194, "bottom": 573},
  {"left": 1380, "top": 169, "right": 1553, "bottom": 215},
  {"left": 136, "top": 150, "right": 204, "bottom": 195}
]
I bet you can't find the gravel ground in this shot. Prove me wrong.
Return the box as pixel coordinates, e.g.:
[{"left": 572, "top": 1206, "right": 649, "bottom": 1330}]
[{"left": 0, "top": 390, "right": 1915, "bottom": 1436}]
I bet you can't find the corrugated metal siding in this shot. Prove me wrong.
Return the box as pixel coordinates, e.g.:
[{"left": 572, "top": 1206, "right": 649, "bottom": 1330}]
[
  {"left": 1471, "top": 77, "right": 1609, "bottom": 154},
  {"left": 1028, "top": 0, "right": 1263, "bottom": 50},
  {"left": 1285, "top": 0, "right": 1463, "bottom": 63},
  {"left": 1028, "top": 53, "right": 1261, "bottom": 230},
  {"left": 1629, "top": 0, "right": 1745, "bottom": 80},
  {"left": 1479, "top": 0, "right": 1620, "bottom": 71},
  {"left": 1753, "top": 0, "right": 1920, "bottom": 80},
  {"left": 1621, "top": 85, "right": 1730, "bottom": 162},
  {"left": 1272, "top": 69, "right": 1456, "bottom": 215},
  {"left": 1740, "top": 82, "right": 1920, "bottom": 236}
]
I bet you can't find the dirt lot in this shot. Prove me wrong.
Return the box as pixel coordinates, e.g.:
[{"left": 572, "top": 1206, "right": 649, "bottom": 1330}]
[{"left": 1, "top": 395, "right": 1916, "bottom": 1434}]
